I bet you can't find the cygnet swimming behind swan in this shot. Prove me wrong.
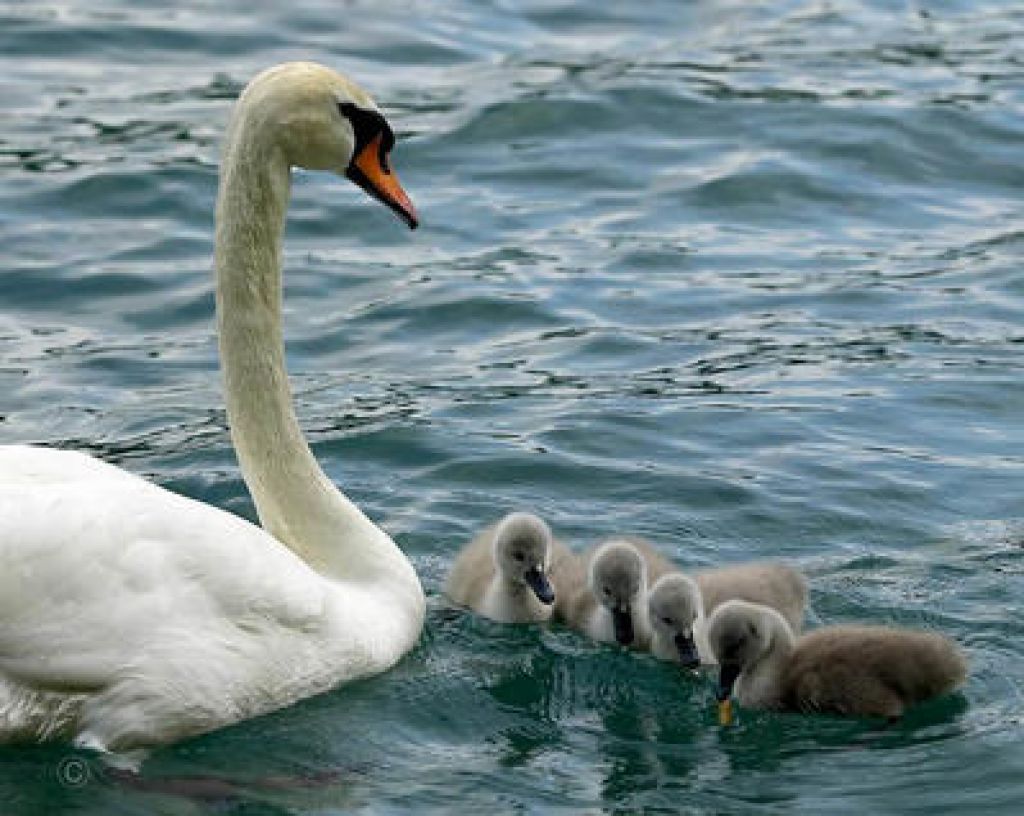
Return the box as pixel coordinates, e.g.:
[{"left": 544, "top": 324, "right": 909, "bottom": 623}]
[
  {"left": 554, "top": 538, "right": 678, "bottom": 649},
  {"left": 648, "top": 562, "right": 807, "bottom": 667},
  {"left": 446, "top": 512, "right": 569, "bottom": 623},
  {"left": 707, "top": 600, "right": 967, "bottom": 719}
]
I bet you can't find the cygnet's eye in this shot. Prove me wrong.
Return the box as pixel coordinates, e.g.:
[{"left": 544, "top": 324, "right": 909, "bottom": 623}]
[
  {"left": 512, "top": 552, "right": 525, "bottom": 562},
  {"left": 603, "top": 587, "right": 612, "bottom": 597},
  {"left": 662, "top": 616, "right": 673, "bottom": 626}
]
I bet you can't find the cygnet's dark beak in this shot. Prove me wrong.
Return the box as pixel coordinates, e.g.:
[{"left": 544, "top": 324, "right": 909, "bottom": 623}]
[
  {"left": 674, "top": 633, "right": 700, "bottom": 670},
  {"left": 612, "top": 607, "right": 635, "bottom": 646},
  {"left": 717, "top": 661, "right": 742, "bottom": 702},
  {"left": 524, "top": 567, "right": 555, "bottom": 605}
]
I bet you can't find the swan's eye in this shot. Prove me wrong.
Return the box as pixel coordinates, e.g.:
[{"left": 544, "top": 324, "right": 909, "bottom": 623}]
[{"left": 337, "top": 102, "right": 395, "bottom": 171}]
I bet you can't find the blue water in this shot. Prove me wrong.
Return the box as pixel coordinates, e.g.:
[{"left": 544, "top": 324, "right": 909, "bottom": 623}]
[{"left": 2, "top": 0, "right": 1023, "bottom": 812}]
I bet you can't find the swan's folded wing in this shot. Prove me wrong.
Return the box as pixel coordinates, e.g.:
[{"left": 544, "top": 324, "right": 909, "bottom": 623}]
[
  {"left": 0, "top": 445, "right": 140, "bottom": 487},
  {"left": 0, "top": 475, "right": 329, "bottom": 694}
]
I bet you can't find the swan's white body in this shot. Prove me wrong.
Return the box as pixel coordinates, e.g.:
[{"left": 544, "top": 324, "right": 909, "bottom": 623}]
[{"left": 0, "top": 63, "right": 425, "bottom": 753}]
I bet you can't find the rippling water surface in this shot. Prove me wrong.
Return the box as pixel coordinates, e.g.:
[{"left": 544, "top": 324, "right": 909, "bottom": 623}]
[{"left": 2, "top": 0, "right": 1023, "bottom": 812}]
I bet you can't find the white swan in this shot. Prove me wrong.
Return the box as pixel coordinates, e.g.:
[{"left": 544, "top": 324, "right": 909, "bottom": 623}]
[{"left": 0, "top": 62, "right": 425, "bottom": 754}]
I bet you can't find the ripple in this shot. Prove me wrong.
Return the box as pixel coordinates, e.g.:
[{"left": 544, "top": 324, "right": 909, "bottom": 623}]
[{"left": 2, "top": 0, "right": 1023, "bottom": 812}]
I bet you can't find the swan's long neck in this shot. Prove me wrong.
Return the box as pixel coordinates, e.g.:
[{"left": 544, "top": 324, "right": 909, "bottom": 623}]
[{"left": 213, "top": 105, "right": 415, "bottom": 592}]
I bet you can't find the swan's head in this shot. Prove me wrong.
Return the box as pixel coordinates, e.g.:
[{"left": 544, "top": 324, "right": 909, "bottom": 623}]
[
  {"left": 647, "top": 573, "right": 703, "bottom": 669},
  {"left": 492, "top": 512, "right": 555, "bottom": 605},
  {"left": 706, "top": 600, "right": 775, "bottom": 701},
  {"left": 589, "top": 540, "right": 646, "bottom": 646},
  {"left": 235, "top": 61, "right": 418, "bottom": 228}
]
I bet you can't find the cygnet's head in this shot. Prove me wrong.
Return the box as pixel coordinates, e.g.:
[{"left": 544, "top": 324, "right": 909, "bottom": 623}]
[
  {"left": 589, "top": 540, "right": 647, "bottom": 646},
  {"left": 230, "top": 62, "right": 417, "bottom": 227},
  {"left": 492, "top": 512, "right": 555, "bottom": 605},
  {"left": 647, "top": 574, "right": 703, "bottom": 669},
  {"left": 706, "top": 600, "right": 773, "bottom": 701}
]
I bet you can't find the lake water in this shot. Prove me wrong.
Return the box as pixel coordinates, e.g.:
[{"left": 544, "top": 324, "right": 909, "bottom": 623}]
[{"left": 1, "top": 0, "right": 1022, "bottom": 812}]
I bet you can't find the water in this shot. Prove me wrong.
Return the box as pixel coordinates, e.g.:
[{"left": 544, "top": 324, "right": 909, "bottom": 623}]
[{"left": 1, "top": 0, "right": 1022, "bottom": 811}]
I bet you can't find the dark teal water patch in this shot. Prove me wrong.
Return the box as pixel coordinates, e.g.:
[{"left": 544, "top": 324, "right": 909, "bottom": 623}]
[{"left": 2, "top": 0, "right": 1023, "bottom": 813}]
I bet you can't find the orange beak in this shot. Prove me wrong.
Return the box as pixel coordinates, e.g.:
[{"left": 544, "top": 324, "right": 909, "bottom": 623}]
[{"left": 347, "top": 132, "right": 418, "bottom": 229}]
